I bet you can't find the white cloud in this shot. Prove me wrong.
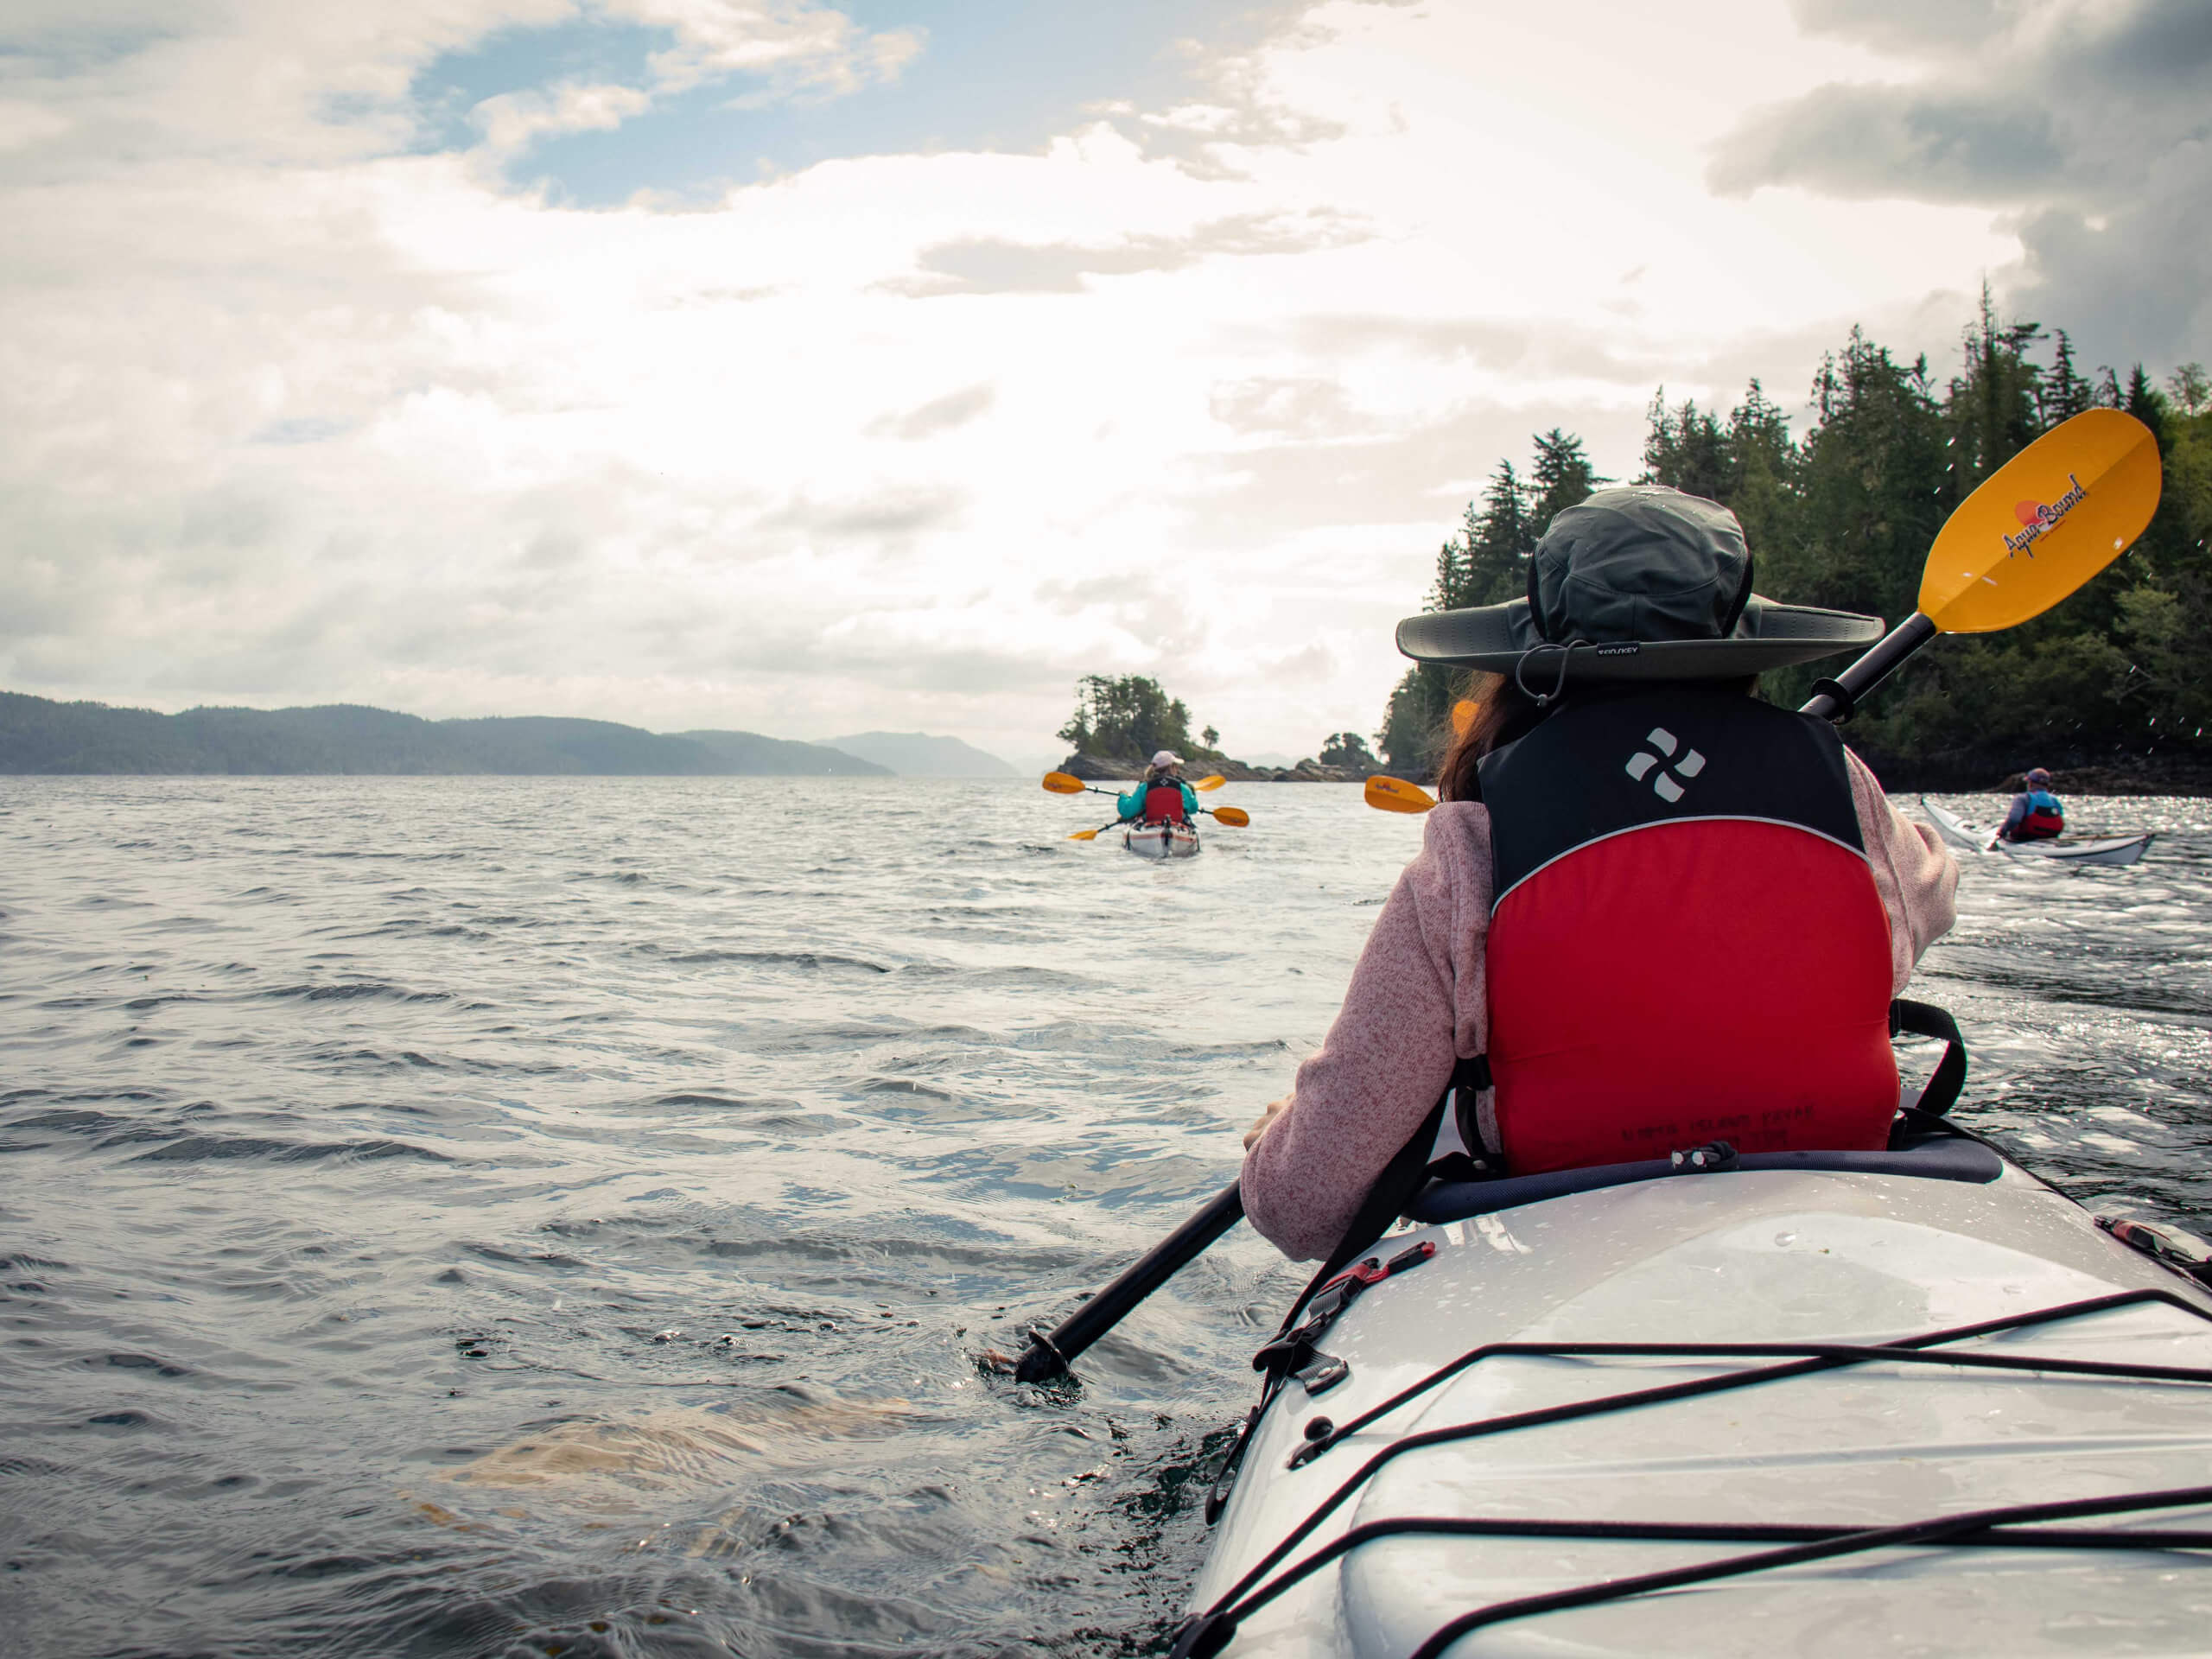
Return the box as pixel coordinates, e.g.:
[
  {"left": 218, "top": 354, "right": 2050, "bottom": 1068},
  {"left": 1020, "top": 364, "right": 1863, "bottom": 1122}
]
[
  {"left": 472, "top": 81, "right": 654, "bottom": 153},
  {"left": 619, "top": 0, "right": 923, "bottom": 100},
  {"left": 0, "top": 0, "right": 2116, "bottom": 762}
]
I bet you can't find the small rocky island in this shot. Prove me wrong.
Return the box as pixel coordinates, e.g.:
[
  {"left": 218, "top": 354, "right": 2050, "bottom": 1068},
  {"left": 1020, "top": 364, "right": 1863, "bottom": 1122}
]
[{"left": 1051, "top": 673, "right": 1401, "bottom": 783}]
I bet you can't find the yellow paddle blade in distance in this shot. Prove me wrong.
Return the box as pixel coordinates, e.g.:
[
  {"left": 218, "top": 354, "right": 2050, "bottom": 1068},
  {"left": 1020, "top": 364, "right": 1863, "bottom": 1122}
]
[
  {"left": 1451, "top": 700, "right": 1478, "bottom": 737},
  {"left": 1209, "top": 806, "right": 1249, "bottom": 827},
  {"left": 1364, "top": 774, "right": 1435, "bottom": 814},
  {"left": 1918, "top": 408, "right": 2162, "bottom": 634},
  {"left": 1192, "top": 774, "right": 1227, "bottom": 791},
  {"left": 1066, "top": 828, "right": 1101, "bottom": 841},
  {"left": 1042, "top": 771, "right": 1087, "bottom": 794}
]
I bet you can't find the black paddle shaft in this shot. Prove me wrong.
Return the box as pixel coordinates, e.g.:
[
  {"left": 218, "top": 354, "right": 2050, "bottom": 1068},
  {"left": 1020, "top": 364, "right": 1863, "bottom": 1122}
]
[
  {"left": 1014, "top": 1182, "right": 1245, "bottom": 1382},
  {"left": 1799, "top": 613, "right": 1936, "bottom": 722}
]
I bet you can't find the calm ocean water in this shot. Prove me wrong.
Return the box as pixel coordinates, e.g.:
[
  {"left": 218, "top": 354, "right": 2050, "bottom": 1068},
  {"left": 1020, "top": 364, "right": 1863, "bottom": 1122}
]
[{"left": 3, "top": 777, "right": 2209, "bottom": 1658}]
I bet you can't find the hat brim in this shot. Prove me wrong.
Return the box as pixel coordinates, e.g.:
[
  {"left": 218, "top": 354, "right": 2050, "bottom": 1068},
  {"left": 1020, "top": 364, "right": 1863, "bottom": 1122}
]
[{"left": 1395, "top": 594, "right": 1883, "bottom": 681}]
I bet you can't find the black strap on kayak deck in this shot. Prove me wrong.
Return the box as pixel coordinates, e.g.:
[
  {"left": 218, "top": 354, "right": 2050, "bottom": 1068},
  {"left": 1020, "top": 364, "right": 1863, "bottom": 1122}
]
[
  {"left": 1172, "top": 1287, "right": 2212, "bottom": 1659},
  {"left": 1202, "top": 1095, "right": 1449, "bottom": 1522}
]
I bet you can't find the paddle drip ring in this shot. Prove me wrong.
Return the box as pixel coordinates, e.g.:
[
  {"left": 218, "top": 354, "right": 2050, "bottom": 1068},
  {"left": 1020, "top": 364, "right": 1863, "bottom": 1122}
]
[{"left": 1513, "top": 641, "right": 1580, "bottom": 707}]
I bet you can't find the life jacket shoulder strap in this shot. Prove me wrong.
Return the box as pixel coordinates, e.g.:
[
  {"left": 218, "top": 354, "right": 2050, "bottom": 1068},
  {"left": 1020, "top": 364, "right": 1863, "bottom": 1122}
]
[{"left": 1891, "top": 998, "right": 1968, "bottom": 1116}]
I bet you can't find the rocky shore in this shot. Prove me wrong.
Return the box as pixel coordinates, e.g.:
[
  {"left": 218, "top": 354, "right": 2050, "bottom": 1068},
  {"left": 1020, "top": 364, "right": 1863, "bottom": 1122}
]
[
  {"left": 1057, "top": 752, "right": 1400, "bottom": 785},
  {"left": 2005, "top": 754, "right": 2212, "bottom": 798},
  {"left": 1864, "top": 747, "right": 2212, "bottom": 798}
]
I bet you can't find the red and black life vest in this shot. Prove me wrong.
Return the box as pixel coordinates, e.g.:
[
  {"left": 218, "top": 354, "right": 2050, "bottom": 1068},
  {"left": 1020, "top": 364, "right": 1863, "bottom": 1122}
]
[
  {"left": 2010, "top": 793, "right": 2064, "bottom": 841},
  {"left": 1471, "top": 687, "right": 1897, "bottom": 1176},
  {"left": 1142, "top": 782, "right": 1190, "bottom": 823}
]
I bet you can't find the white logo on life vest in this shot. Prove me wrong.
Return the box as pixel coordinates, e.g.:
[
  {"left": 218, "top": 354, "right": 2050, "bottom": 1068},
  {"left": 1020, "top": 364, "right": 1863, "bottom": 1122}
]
[{"left": 1624, "top": 727, "right": 1705, "bottom": 803}]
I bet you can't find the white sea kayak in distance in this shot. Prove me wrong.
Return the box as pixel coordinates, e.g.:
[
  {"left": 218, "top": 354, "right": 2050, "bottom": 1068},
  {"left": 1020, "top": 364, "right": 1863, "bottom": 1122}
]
[
  {"left": 1179, "top": 1131, "right": 2212, "bottom": 1658},
  {"left": 1126, "top": 821, "right": 1201, "bottom": 859},
  {"left": 1922, "top": 796, "right": 2154, "bottom": 867}
]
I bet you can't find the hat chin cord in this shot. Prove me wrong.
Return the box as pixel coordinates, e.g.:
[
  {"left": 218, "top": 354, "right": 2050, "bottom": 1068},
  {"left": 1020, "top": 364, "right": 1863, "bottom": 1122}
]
[{"left": 1513, "top": 639, "right": 1583, "bottom": 708}]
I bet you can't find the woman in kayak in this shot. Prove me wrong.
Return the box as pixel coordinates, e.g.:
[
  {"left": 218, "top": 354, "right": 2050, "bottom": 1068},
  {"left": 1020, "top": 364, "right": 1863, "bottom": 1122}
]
[
  {"left": 1997, "top": 767, "right": 2064, "bottom": 842},
  {"left": 1119, "top": 750, "right": 1198, "bottom": 825},
  {"left": 1241, "top": 485, "right": 1960, "bottom": 1261}
]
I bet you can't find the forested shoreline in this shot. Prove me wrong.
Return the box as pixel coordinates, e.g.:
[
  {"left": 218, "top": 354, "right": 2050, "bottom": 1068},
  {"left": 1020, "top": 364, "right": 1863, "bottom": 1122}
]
[{"left": 1381, "top": 296, "right": 2212, "bottom": 792}]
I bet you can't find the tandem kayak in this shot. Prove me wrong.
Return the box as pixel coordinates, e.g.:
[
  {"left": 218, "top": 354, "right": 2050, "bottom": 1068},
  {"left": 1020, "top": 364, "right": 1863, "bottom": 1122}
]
[
  {"left": 1127, "top": 821, "right": 1202, "bottom": 860},
  {"left": 1179, "top": 1129, "right": 2212, "bottom": 1657},
  {"left": 1922, "top": 797, "right": 2154, "bottom": 867}
]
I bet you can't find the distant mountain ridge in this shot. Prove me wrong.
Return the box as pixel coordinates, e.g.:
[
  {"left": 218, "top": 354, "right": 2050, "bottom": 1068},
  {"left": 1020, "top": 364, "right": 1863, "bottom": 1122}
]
[
  {"left": 822, "top": 730, "right": 1014, "bottom": 776},
  {"left": 676, "top": 730, "right": 889, "bottom": 776},
  {"left": 0, "top": 690, "right": 888, "bottom": 776}
]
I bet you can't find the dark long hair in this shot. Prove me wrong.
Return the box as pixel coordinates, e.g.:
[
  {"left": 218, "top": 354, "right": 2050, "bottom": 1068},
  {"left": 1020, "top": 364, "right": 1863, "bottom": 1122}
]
[
  {"left": 1434, "top": 672, "right": 1548, "bottom": 802},
  {"left": 1433, "top": 671, "right": 1762, "bottom": 802}
]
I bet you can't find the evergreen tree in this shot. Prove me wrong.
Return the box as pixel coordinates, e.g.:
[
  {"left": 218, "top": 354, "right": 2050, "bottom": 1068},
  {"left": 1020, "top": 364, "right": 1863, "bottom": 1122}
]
[
  {"left": 2044, "top": 329, "right": 2094, "bottom": 423},
  {"left": 1528, "top": 428, "right": 1603, "bottom": 535},
  {"left": 1779, "top": 328, "right": 1949, "bottom": 625},
  {"left": 2125, "top": 364, "right": 2168, "bottom": 431},
  {"left": 1642, "top": 391, "right": 1732, "bottom": 501},
  {"left": 1945, "top": 284, "right": 2044, "bottom": 491},
  {"left": 1461, "top": 459, "right": 1534, "bottom": 605},
  {"left": 1723, "top": 378, "right": 1801, "bottom": 562}
]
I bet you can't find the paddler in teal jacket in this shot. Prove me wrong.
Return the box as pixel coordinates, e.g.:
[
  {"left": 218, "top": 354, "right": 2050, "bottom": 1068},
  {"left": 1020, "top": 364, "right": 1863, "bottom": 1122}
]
[
  {"left": 1998, "top": 767, "right": 2065, "bottom": 842},
  {"left": 1119, "top": 751, "right": 1199, "bottom": 824}
]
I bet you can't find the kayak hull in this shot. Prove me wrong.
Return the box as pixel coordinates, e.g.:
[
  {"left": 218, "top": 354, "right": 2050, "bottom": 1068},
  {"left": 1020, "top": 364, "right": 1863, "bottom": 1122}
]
[
  {"left": 1126, "top": 822, "right": 1201, "bottom": 859},
  {"left": 1921, "top": 797, "right": 2154, "bottom": 866},
  {"left": 1190, "top": 1154, "right": 2212, "bottom": 1656}
]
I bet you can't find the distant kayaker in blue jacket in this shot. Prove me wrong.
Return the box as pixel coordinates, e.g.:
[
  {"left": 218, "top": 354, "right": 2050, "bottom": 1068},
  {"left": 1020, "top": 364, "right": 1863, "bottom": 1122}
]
[
  {"left": 1120, "top": 751, "right": 1198, "bottom": 824},
  {"left": 1998, "top": 767, "right": 2065, "bottom": 842}
]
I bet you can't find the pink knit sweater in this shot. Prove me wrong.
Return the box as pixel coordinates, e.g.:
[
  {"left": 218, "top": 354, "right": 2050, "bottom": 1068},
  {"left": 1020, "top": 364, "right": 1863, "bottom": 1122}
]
[{"left": 1241, "top": 751, "right": 1960, "bottom": 1260}]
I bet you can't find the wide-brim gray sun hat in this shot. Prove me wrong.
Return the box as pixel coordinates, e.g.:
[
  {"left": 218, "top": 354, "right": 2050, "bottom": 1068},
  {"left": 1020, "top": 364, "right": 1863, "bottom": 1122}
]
[{"left": 1395, "top": 484, "right": 1882, "bottom": 683}]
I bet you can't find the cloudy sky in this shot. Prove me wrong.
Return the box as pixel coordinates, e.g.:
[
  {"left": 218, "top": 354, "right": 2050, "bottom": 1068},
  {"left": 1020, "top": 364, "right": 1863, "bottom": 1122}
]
[{"left": 4, "top": 0, "right": 2205, "bottom": 767}]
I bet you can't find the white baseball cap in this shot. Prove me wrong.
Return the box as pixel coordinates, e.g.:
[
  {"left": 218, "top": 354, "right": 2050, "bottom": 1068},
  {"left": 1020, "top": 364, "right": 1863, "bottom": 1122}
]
[{"left": 1151, "top": 750, "right": 1182, "bottom": 768}]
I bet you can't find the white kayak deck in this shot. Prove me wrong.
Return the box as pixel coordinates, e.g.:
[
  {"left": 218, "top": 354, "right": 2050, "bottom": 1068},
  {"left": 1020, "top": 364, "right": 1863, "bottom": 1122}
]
[{"left": 1191, "top": 1162, "right": 2212, "bottom": 1657}]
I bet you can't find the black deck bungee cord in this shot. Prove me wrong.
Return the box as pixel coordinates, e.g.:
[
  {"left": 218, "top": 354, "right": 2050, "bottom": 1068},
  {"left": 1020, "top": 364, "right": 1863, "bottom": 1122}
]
[
  {"left": 1288, "top": 1321, "right": 2212, "bottom": 1469},
  {"left": 1179, "top": 1496, "right": 2212, "bottom": 1659},
  {"left": 1173, "top": 1287, "right": 2212, "bottom": 1659},
  {"left": 1402, "top": 1484, "right": 2212, "bottom": 1659}
]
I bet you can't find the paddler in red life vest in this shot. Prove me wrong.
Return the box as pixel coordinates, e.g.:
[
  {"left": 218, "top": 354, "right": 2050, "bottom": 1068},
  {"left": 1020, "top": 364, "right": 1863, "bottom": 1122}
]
[
  {"left": 1997, "top": 768, "right": 2065, "bottom": 842},
  {"left": 1238, "top": 484, "right": 1961, "bottom": 1261},
  {"left": 1118, "top": 751, "right": 1199, "bottom": 826}
]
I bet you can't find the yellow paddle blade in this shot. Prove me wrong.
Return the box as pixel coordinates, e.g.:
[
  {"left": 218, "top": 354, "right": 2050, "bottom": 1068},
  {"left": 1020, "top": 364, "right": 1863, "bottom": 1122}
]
[
  {"left": 1918, "top": 408, "right": 2162, "bottom": 633},
  {"left": 1451, "top": 700, "right": 1478, "bottom": 737},
  {"left": 1066, "top": 828, "right": 1101, "bottom": 841},
  {"left": 1209, "top": 806, "right": 1249, "bottom": 827},
  {"left": 1042, "top": 772, "right": 1087, "bottom": 794},
  {"left": 1365, "top": 774, "right": 1435, "bottom": 814},
  {"left": 1192, "top": 774, "right": 1227, "bottom": 791}
]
